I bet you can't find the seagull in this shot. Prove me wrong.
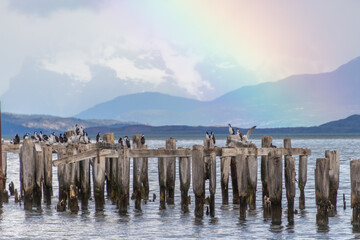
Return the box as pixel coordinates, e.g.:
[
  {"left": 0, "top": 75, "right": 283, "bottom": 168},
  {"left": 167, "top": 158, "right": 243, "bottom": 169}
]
[
  {"left": 241, "top": 126, "right": 256, "bottom": 143},
  {"left": 141, "top": 134, "right": 145, "bottom": 145},
  {"left": 96, "top": 132, "right": 102, "bottom": 143},
  {"left": 124, "top": 136, "right": 131, "bottom": 148},
  {"left": 228, "top": 124, "right": 235, "bottom": 135},
  {"left": 210, "top": 131, "right": 216, "bottom": 144},
  {"left": 206, "top": 131, "right": 210, "bottom": 139}
]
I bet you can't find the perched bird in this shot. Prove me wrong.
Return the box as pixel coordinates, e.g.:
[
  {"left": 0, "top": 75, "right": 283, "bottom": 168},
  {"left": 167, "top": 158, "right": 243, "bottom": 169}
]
[
  {"left": 124, "top": 136, "right": 131, "bottom": 148},
  {"left": 75, "top": 124, "right": 80, "bottom": 135},
  {"left": 55, "top": 134, "right": 59, "bottom": 143},
  {"left": 228, "top": 124, "right": 235, "bottom": 135},
  {"left": 23, "top": 133, "right": 30, "bottom": 140},
  {"left": 118, "top": 137, "right": 123, "bottom": 146},
  {"left": 141, "top": 134, "right": 145, "bottom": 145},
  {"left": 236, "top": 128, "right": 243, "bottom": 140},
  {"left": 80, "top": 132, "right": 90, "bottom": 144},
  {"left": 210, "top": 131, "right": 216, "bottom": 145},
  {"left": 59, "top": 133, "right": 64, "bottom": 143},
  {"left": 241, "top": 126, "right": 256, "bottom": 143},
  {"left": 206, "top": 131, "right": 210, "bottom": 139},
  {"left": 63, "top": 133, "right": 68, "bottom": 143},
  {"left": 12, "top": 134, "right": 20, "bottom": 144},
  {"left": 96, "top": 132, "right": 102, "bottom": 143}
]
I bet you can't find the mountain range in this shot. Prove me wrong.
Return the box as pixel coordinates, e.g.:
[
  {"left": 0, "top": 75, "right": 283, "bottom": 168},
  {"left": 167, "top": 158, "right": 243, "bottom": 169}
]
[{"left": 76, "top": 57, "right": 360, "bottom": 127}]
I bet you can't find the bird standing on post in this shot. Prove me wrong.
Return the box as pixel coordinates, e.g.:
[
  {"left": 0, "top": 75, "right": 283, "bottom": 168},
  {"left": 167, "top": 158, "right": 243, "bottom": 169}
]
[
  {"left": 210, "top": 131, "right": 216, "bottom": 144},
  {"left": 141, "top": 134, "right": 145, "bottom": 145},
  {"left": 124, "top": 136, "right": 131, "bottom": 148},
  {"left": 228, "top": 124, "right": 235, "bottom": 135},
  {"left": 118, "top": 137, "right": 123, "bottom": 146},
  {"left": 96, "top": 132, "right": 102, "bottom": 143},
  {"left": 206, "top": 131, "right": 210, "bottom": 139}
]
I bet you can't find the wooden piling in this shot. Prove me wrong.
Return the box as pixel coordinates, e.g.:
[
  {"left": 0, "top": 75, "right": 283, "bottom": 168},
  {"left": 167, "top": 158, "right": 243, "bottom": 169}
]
[
  {"left": 93, "top": 150, "right": 105, "bottom": 211},
  {"left": 117, "top": 146, "right": 130, "bottom": 214},
  {"left": 79, "top": 145, "right": 91, "bottom": 210},
  {"left": 192, "top": 145, "right": 205, "bottom": 218},
  {"left": 209, "top": 151, "right": 216, "bottom": 217},
  {"left": 179, "top": 147, "right": 190, "bottom": 213},
  {"left": 132, "top": 134, "right": 146, "bottom": 210},
  {"left": 298, "top": 155, "right": 308, "bottom": 209},
  {"left": 103, "top": 133, "right": 117, "bottom": 202},
  {"left": 166, "top": 138, "right": 176, "bottom": 205},
  {"left": 20, "top": 139, "right": 35, "bottom": 210},
  {"left": 230, "top": 157, "right": 239, "bottom": 204},
  {"left": 158, "top": 147, "right": 166, "bottom": 210},
  {"left": 325, "top": 150, "right": 340, "bottom": 213},
  {"left": 57, "top": 149, "right": 67, "bottom": 212},
  {"left": 261, "top": 136, "right": 272, "bottom": 204},
  {"left": 267, "top": 150, "right": 282, "bottom": 207},
  {"left": 220, "top": 156, "right": 231, "bottom": 205},
  {"left": 285, "top": 156, "right": 296, "bottom": 220},
  {"left": 315, "top": 158, "right": 330, "bottom": 225},
  {"left": 2, "top": 150, "right": 7, "bottom": 202},
  {"left": 67, "top": 146, "right": 79, "bottom": 212},
  {"left": 247, "top": 155, "right": 257, "bottom": 210},
  {"left": 43, "top": 146, "right": 52, "bottom": 205},
  {"left": 0, "top": 107, "right": 3, "bottom": 204},
  {"left": 351, "top": 159, "right": 360, "bottom": 226},
  {"left": 34, "top": 143, "right": 44, "bottom": 207},
  {"left": 236, "top": 154, "right": 248, "bottom": 219}
]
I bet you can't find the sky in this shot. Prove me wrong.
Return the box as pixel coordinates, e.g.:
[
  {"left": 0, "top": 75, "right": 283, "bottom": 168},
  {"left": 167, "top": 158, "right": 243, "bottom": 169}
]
[{"left": 1, "top": 0, "right": 360, "bottom": 116}]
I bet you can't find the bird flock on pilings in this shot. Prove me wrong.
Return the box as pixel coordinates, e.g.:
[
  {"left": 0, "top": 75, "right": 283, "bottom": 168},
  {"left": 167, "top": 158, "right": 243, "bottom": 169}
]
[{"left": 228, "top": 123, "right": 257, "bottom": 145}]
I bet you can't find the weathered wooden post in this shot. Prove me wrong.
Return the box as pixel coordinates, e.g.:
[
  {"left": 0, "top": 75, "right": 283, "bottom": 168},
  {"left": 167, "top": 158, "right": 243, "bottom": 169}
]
[
  {"left": 284, "top": 138, "right": 295, "bottom": 223},
  {"left": 220, "top": 156, "right": 231, "bottom": 205},
  {"left": 34, "top": 143, "right": 44, "bottom": 207},
  {"left": 261, "top": 136, "right": 272, "bottom": 204},
  {"left": 267, "top": 149, "right": 282, "bottom": 224},
  {"left": 192, "top": 145, "right": 205, "bottom": 218},
  {"left": 103, "top": 133, "right": 116, "bottom": 202},
  {"left": 231, "top": 157, "right": 239, "bottom": 204},
  {"left": 315, "top": 158, "right": 330, "bottom": 225},
  {"left": 179, "top": 147, "right": 190, "bottom": 213},
  {"left": 117, "top": 145, "right": 129, "bottom": 214},
  {"left": 158, "top": 147, "right": 166, "bottom": 210},
  {"left": 0, "top": 104, "right": 3, "bottom": 204},
  {"left": 57, "top": 149, "right": 67, "bottom": 212},
  {"left": 351, "top": 159, "right": 360, "bottom": 227},
  {"left": 67, "top": 146, "right": 79, "bottom": 213},
  {"left": 79, "top": 145, "right": 91, "bottom": 210},
  {"left": 209, "top": 151, "right": 216, "bottom": 217},
  {"left": 299, "top": 155, "right": 308, "bottom": 209},
  {"left": 236, "top": 154, "right": 248, "bottom": 219},
  {"left": 93, "top": 149, "right": 106, "bottom": 211},
  {"left": 132, "top": 134, "right": 145, "bottom": 210},
  {"left": 20, "top": 139, "right": 35, "bottom": 210},
  {"left": 43, "top": 145, "right": 52, "bottom": 205},
  {"left": 325, "top": 150, "right": 340, "bottom": 214},
  {"left": 166, "top": 138, "right": 176, "bottom": 205},
  {"left": 1, "top": 150, "right": 7, "bottom": 202},
  {"left": 247, "top": 155, "right": 257, "bottom": 210}
]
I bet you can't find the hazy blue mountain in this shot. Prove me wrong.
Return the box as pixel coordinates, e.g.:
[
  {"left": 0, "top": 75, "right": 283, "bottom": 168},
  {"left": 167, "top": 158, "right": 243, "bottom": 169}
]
[{"left": 76, "top": 56, "right": 360, "bottom": 127}]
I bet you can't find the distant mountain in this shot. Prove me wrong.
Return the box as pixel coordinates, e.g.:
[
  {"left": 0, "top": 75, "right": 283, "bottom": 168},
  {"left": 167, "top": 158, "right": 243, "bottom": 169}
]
[
  {"left": 1, "top": 112, "right": 135, "bottom": 136},
  {"left": 84, "top": 114, "right": 360, "bottom": 136},
  {"left": 76, "top": 57, "right": 360, "bottom": 127}
]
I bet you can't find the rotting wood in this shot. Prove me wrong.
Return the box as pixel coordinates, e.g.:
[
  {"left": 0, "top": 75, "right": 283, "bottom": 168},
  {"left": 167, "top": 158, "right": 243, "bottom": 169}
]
[
  {"left": 326, "top": 150, "right": 340, "bottom": 214},
  {"left": 261, "top": 136, "right": 272, "bottom": 205},
  {"left": 192, "top": 145, "right": 205, "bottom": 218},
  {"left": 166, "top": 138, "right": 176, "bottom": 205},
  {"left": 299, "top": 155, "right": 308, "bottom": 210},
  {"left": 158, "top": 147, "right": 166, "bottom": 210},
  {"left": 209, "top": 151, "right": 216, "bottom": 217},
  {"left": 43, "top": 145, "right": 53, "bottom": 205},
  {"left": 179, "top": 147, "right": 190, "bottom": 213},
  {"left": 34, "top": 143, "right": 44, "bottom": 207},
  {"left": 315, "top": 158, "right": 330, "bottom": 226},
  {"left": 117, "top": 146, "right": 130, "bottom": 214},
  {"left": 236, "top": 154, "right": 248, "bottom": 219},
  {"left": 20, "top": 139, "right": 35, "bottom": 210},
  {"left": 93, "top": 149, "right": 105, "bottom": 211},
  {"left": 132, "top": 134, "right": 145, "bottom": 210},
  {"left": 220, "top": 156, "right": 231, "bottom": 205},
  {"left": 351, "top": 159, "right": 360, "bottom": 226},
  {"left": 285, "top": 155, "right": 296, "bottom": 224},
  {"left": 247, "top": 155, "right": 257, "bottom": 210}
]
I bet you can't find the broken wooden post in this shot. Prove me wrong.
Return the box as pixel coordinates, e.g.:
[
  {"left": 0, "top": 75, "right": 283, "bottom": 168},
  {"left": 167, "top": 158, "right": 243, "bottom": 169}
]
[
  {"left": 93, "top": 149, "right": 105, "bottom": 211},
  {"left": 261, "top": 136, "right": 272, "bottom": 204},
  {"left": 325, "top": 150, "right": 340, "bottom": 214},
  {"left": 351, "top": 159, "right": 360, "bottom": 227},
  {"left": 192, "top": 145, "right": 205, "bottom": 218},
  {"left": 79, "top": 145, "right": 91, "bottom": 210},
  {"left": 132, "top": 134, "right": 145, "bottom": 210},
  {"left": 20, "top": 139, "right": 35, "bottom": 210},
  {"left": 298, "top": 155, "right": 308, "bottom": 210},
  {"left": 285, "top": 156, "right": 296, "bottom": 223},
  {"left": 247, "top": 155, "right": 257, "bottom": 210},
  {"left": 117, "top": 146, "right": 129, "bottom": 214},
  {"left": 231, "top": 157, "right": 239, "bottom": 204},
  {"left": 57, "top": 148, "right": 67, "bottom": 212},
  {"left": 315, "top": 158, "right": 330, "bottom": 226},
  {"left": 220, "top": 156, "right": 231, "bottom": 205},
  {"left": 34, "top": 143, "right": 43, "bottom": 207},
  {"left": 158, "top": 147, "right": 166, "bottom": 210},
  {"left": 166, "top": 138, "right": 176, "bottom": 205},
  {"left": 236, "top": 154, "right": 248, "bottom": 219},
  {"left": 103, "top": 133, "right": 116, "bottom": 202},
  {"left": 43, "top": 145, "right": 52, "bottom": 205},
  {"left": 209, "top": 151, "right": 216, "bottom": 217},
  {"left": 67, "top": 146, "right": 79, "bottom": 213},
  {"left": 267, "top": 149, "right": 282, "bottom": 224},
  {"left": 2, "top": 150, "right": 7, "bottom": 201},
  {"left": 179, "top": 147, "right": 190, "bottom": 213}
]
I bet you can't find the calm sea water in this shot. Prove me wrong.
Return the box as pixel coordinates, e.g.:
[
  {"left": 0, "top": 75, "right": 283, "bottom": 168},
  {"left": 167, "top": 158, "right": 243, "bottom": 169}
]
[{"left": 1, "top": 135, "right": 360, "bottom": 239}]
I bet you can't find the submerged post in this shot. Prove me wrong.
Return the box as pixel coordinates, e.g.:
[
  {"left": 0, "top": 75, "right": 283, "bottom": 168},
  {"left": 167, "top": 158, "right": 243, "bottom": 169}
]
[
  {"left": 351, "top": 159, "right": 360, "bottom": 227},
  {"left": 79, "top": 145, "right": 91, "bottom": 210},
  {"left": 158, "top": 147, "right": 166, "bottom": 210},
  {"left": 261, "top": 136, "right": 272, "bottom": 204},
  {"left": 267, "top": 150, "right": 282, "bottom": 224},
  {"left": 192, "top": 145, "right": 205, "bottom": 218},
  {"left": 236, "top": 154, "right": 248, "bottom": 219},
  {"left": 285, "top": 156, "right": 296, "bottom": 223},
  {"left": 34, "top": 143, "right": 44, "bottom": 207},
  {"left": 117, "top": 146, "right": 130, "bottom": 214},
  {"left": 179, "top": 147, "right": 190, "bottom": 213},
  {"left": 209, "top": 151, "right": 216, "bottom": 217},
  {"left": 20, "top": 139, "right": 35, "bottom": 210},
  {"left": 103, "top": 133, "right": 116, "bottom": 202},
  {"left": 43, "top": 146, "right": 53, "bottom": 205},
  {"left": 315, "top": 158, "right": 330, "bottom": 226},
  {"left": 247, "top": 155, "right": 257, "bottom": 210},
  {"left": 298, "top": 155, "right": 308, "bottom": 209},
  {"left": 166, "top": 138, "right": 176, "bottom": 205},
  {"left": 220, "top": 156, "right": 231, "bottom": 205},
  {"left": 133, "top": 134, "right": 145, "bottom": 210},
  {"left": 93, "top": 149, "right": 105, "bottom": 211},
  {"left": 326, "top": 150, "right": 340, "bottom": 214}
]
